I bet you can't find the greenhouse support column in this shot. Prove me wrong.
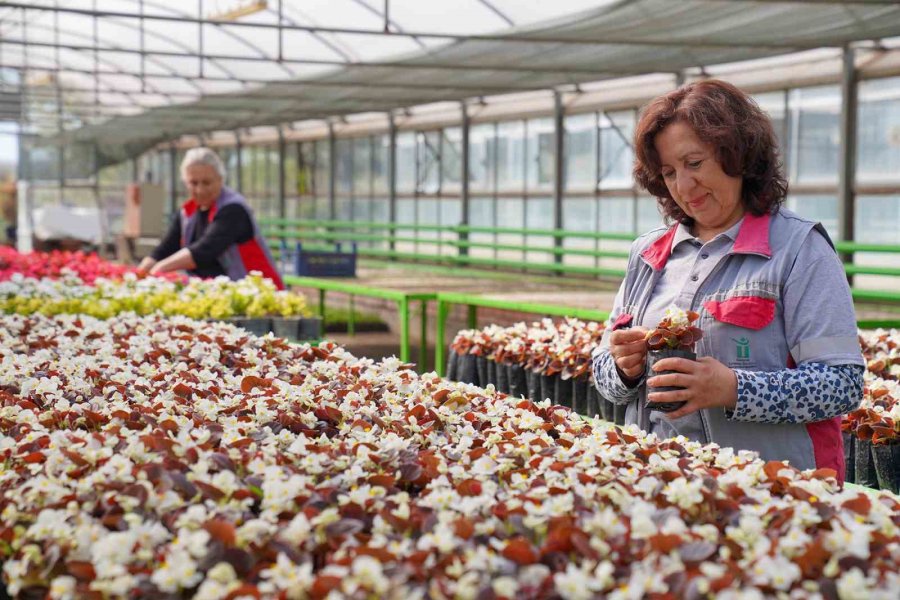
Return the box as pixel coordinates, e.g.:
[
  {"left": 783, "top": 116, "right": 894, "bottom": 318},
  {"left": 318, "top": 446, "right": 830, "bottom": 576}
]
[
  {"left": 328, "top": 122, "right": 336, "bottom": 222},
  {"left": 837, "top": 45, "right": 858, "bottom": 286},
  {"left": 168, "top": 146, "right": 178, "bottom": 219},
  {"left": 388, "top": 113, "right": 397, "bottom": 255},
  {"left": 553, "top": 90, "right": 564, "bottom": 267},
  {"left": 278, "top": 128, "right": 286, "bottom": 221},
  {"left": 460, "top": 101, "right": 470, "bottom": 258},
  {"left": 235, "top": 131, "right": 243, "bottom": 193}
]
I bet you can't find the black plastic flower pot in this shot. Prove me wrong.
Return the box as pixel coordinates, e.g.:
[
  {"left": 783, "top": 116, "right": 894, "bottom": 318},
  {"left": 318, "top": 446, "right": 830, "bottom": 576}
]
[
  {"left": 476, "top": 356, "right": 489, "bottom": 388},
  {"left": 540, "top": 373, "right": 556, "bottom": 404},
  {"left": 588, "top": 384, "right": 608, "bottom": 422},
  {"left": 508, "top": 365, "right": 528, "bottom": 399},
  {"left": 297, "top": 317, "right": 323, "bottom": 341},
  {"left": 271, "top": 316, "right": 323, "bottom": 341},
  {"left": 842, "top": 432, "right": 856, "bottom": 485},
  {"left": 604, "top": 398, "right": 616, "bottom": 423},
  {"left": 486, "top": 360, "right": 497, "bottom": 387},
  {"left": 495, "top": 362, "right": 510, "bottom": 393},
  {"left": 645, "top": 348, "right": 694, "bottom": 413},
  {"left": 572, "top": 377, "right": 589, "bottom": 415},
  {"left": 854, "top": 438, "right": 879, "bottom": 490},
  {"left": 526, "top": 369, "right": 540, "bottom": 403},
  {"left": 555, "top": 376, "right": 574, "bottom": 410},
  {"left": 235, "top": 317, "right": 274, "bottom": 337},
  {"left": 445, "top": 350, "right": 459, "bottom": 381},
  {"left": 871, "top": 443, "right": 900, "bottom": 494},
  {"left": 457, "top": 354, "right": 479, "bottom": 385}
]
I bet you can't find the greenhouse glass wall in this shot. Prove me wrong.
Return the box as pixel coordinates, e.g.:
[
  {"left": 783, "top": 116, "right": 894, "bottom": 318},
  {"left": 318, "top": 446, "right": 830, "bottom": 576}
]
[{"left": 116, "top": 70, "right": 900, "bottom": 291}]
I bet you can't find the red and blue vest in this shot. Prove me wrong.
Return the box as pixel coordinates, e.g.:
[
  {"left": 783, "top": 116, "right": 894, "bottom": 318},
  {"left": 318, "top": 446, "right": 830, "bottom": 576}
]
[{"left": 180, "top": 187, "right": 284, "bottom": 290}]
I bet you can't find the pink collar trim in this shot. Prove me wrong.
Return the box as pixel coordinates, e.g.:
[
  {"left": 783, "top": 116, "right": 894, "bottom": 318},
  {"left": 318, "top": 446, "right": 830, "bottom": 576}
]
[
  {"left": 639, "top": 212, "right": 772, "bottom": 271},
  {"left": 640, "top": 225, "right": 679, "bottom": 271},
  {"left": 732, "top": 212, "right": 772, "bottom": 257}
]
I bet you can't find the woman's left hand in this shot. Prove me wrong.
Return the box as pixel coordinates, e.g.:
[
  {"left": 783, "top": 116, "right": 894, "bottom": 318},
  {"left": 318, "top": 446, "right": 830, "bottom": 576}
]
[{"left": 646, "top": 356, "right": 738, "bottom": 419}]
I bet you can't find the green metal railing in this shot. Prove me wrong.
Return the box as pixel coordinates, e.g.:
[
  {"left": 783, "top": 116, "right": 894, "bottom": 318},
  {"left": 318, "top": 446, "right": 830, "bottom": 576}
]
[
  {"left": 269, "top": 220, "right": 900, "bottom": 375},
  {"left": 262, "top": 218, "right": 900, "bottom": 298},
  {"left": 282, "top": 276, "right": 436, "bottom": 367}
]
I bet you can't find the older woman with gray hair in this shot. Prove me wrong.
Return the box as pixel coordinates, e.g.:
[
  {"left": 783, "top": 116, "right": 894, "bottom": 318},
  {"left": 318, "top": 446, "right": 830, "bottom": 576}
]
[{"left": 138, "top": 147, "right": 283, "bottom": 289}]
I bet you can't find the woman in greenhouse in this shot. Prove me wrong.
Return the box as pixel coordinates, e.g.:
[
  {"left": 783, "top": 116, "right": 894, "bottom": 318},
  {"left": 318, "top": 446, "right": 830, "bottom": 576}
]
[
  {"left": 137, "top": 147, "right": 284, "bottom": 289},
  {"left": 591, "top": 79, "right": 864, "bottom": 480}
]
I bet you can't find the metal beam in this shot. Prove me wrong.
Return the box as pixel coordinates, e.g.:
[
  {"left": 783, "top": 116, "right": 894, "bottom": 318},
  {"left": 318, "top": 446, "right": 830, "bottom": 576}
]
[
  {"left": 328, "top": 121, "right": 336, "bottom": 220},
  {"left": 0, "top": 2, "right": 823, "bottom": 50},
  {"left": 553, "top": 90, "right": 564, "bottom": 266},
  {"left": 0, "top": 37, "right": 634, "bottom": 77},
  {"left": 168, "top": 144, "right": 177, "bottom": 217},
  {"left": 459, "top": 101, "right": 470, "bottom": 258},
  {"left": 388, "top": 112, "right": 396, "bottom": 253},
  {"left": 234, "top": 130, "right": 242, "bottom": 193},
  {"left": 837, "top": 45, "right": 858, "bottom": 282},
  {"left": 278, "top": 127, "right": 286, "bottom": 220}
]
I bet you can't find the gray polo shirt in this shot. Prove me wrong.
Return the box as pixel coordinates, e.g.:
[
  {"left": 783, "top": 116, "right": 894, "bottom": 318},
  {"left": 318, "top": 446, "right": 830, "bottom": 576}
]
[{"left": 642, "top": 218, "right": 745, "bottom": 444}]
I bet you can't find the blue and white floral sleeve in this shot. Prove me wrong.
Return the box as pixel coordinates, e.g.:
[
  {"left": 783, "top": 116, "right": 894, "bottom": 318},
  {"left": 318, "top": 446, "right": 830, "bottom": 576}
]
[
  {"left": 591, "top": 275, "right": 643, "bottom": 406},
  {"left": 592, "top": 346, "right": 643, "bottom": 406},
  {"left": 729, "top": 363, "right": 863, "bottom": 424}
]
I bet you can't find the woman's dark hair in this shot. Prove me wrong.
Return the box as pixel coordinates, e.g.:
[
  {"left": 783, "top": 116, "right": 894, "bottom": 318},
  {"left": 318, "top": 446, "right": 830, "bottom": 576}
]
[{"left": 633, "top": 79, "right": 788, "bottom": 225}]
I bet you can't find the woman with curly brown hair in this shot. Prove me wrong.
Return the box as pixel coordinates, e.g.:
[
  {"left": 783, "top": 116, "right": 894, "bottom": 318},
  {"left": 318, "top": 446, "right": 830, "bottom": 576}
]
[{"left": 591, "top": 79, "right": 863, "bottom": 480}]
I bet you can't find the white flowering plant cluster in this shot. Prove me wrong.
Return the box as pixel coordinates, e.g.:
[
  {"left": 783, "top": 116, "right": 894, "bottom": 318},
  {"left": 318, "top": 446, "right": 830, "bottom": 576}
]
[
  {"left": 859, "top": 329, "right": 900, "bottom": 382},
  {"left": 451, "top": 318, "right": 605, "bottom": 380},
  {"left": 1, "top": 315, "right": 899, "bottom": 599},
  {"left": 0, "top": 271, "right": 308, "bottom": 320},
  {"left": 843, "top": 372, "right": 900, "bottom": 446},
  {"left": 843, "top": 330, "right": 900, "bottom": 445}
]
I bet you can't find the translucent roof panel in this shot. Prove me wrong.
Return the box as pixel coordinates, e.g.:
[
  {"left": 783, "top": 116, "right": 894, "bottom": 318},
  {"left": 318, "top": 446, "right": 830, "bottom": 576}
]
[{"left": 2, "top": 0, "right": 900, "bottom": 168}]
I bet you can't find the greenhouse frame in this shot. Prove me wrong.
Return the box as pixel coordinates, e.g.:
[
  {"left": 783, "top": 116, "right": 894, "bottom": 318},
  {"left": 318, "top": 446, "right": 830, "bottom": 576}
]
[{"left": 2, "top": 0, "right": 900, "bottom": 290}]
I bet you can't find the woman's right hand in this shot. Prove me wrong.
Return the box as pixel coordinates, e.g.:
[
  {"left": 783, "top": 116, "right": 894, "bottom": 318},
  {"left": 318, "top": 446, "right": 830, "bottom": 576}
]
[{"left": 609, "top": 326, "right": 649, "bottom": 381}]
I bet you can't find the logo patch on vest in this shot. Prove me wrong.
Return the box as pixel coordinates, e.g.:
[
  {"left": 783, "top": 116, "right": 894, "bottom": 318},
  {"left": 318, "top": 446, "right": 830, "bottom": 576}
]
[{"left": 732, "top": 337, "right": 751, "bottom": 363}]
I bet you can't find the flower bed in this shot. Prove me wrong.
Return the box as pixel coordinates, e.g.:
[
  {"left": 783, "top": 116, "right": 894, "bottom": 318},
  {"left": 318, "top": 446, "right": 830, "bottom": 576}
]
[
  {"left": 0, "top": 248, "right": 143, "bottom": 284},
  {"left": 0, "top": 272, "right": 309, "bottom": 322},
  {"left": 1, "top": 313, "right": 898, "bottom": 598}
]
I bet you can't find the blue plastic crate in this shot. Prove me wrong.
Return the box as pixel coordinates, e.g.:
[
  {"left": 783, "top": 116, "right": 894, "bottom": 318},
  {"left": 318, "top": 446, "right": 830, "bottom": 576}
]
[{"left": 293, "top": 242, "right": 357, "bottom": 277}]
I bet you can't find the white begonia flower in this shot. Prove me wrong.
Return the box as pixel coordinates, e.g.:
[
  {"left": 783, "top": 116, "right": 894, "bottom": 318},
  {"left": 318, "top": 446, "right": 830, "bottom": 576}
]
[
  {"left": 350, "top": 555, "right": 389, "bottom": 594},
  {"left": 259, "top": 554, "right": 314, "bottom": 599},
  {"left": 492, "top": 576, "right": 519, "bottom": 598},
  {"left": 663, "top": 305, "right": 690, "bottom": 328},
  {"left": 48, "top": 575, "right": 77, "bottom": 600},
  {"left": 748, "top": 554, "right": 801, "bottom": 591},
  {"left": 553, "top": 563, "right": 597, "bottom": 600},
  {"left": 663, "top": 476, "right": 704, "bottom": 510},
  {"left": 150, "top": 550, "right": 202, "bottom": 592},
  {"left": 172, "top": 527, "right": 211, "bottom": 559}
]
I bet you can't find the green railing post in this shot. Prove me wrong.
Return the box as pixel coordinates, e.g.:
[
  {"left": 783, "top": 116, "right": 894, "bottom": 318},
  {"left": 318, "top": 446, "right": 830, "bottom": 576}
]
[
  {"left": 436, "top": 298, "right": 449, "bottom": 377},
  {"left": 398, "top": 297, "right": 410, "bottom": 363},
  {"left": 348, "top": 295, "right": 355, "bottom": 336},
  {"left": 318, "top": 289, "right": 326, "bottom": 320},
  {"left": 419, "top": 300, "right": 428, "bottom": 371},
  {"left": 467, "top": 305, "right": 477, "bottom": 329}
]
